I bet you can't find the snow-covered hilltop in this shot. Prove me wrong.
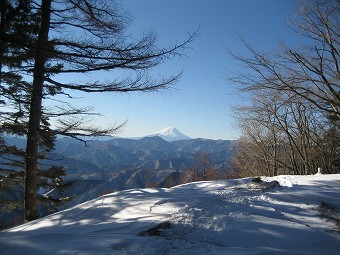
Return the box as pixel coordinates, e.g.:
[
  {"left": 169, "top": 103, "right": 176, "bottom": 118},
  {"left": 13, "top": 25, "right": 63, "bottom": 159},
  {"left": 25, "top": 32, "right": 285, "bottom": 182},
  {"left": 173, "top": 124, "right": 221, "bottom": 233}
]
[
  {"left": 1, "top": 174, "right": 339, "bottom": 254},
  {"left": 148, "top": 127, "right": 192, "bottom": 141}
]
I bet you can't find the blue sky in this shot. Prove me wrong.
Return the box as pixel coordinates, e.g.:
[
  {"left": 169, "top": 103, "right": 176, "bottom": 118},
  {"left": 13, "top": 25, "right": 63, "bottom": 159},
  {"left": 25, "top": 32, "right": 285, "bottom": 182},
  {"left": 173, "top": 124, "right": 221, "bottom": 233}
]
[{"left": 73, "top": 0, "right": 298, "bottom": 140}]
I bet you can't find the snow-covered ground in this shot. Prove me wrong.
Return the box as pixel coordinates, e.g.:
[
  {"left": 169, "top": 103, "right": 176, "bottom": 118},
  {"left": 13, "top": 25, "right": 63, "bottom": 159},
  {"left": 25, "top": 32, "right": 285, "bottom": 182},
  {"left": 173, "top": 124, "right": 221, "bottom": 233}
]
[{"left": 1, "top": 174, "right": 339, "bottom": 254}]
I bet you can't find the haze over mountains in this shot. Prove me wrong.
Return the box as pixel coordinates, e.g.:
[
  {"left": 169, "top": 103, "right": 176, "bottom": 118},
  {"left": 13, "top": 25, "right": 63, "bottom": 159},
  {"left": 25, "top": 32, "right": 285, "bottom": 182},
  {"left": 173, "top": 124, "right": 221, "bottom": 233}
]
[
  {"left": 50, "top": 127, "right": 236, "bottom": 187},
  {"left": 4, "top": 127, "right": 236, "bottom": 182}
]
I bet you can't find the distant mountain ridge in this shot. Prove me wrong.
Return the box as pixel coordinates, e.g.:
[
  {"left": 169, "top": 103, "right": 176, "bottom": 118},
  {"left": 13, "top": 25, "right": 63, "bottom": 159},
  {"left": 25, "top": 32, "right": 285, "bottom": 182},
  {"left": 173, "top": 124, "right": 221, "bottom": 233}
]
[
  {"left": 1, "top": 134, "right": 237, "bottom": 229},
  {"left": 3, "top": 135, "right": 236, "bottom": 177},
  {"left": 54, "top": 135, "right": 236, "bottom": 207}
]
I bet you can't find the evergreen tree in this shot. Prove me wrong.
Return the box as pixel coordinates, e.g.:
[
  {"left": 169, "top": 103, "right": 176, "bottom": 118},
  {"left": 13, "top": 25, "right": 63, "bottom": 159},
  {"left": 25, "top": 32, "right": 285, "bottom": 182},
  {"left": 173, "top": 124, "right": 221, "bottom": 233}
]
[
  {"left": 0, "top": 0, "right": 72, "bottom": 227},
  {"left": 0, "top": 0, "right": 196, "bottom": 221}
]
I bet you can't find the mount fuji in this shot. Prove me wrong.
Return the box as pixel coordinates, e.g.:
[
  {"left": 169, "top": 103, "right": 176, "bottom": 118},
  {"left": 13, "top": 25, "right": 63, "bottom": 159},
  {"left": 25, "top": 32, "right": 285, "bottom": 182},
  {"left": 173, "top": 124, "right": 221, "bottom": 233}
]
[{"left": 149, "top": 127, "right": 192, "bottom": 141}]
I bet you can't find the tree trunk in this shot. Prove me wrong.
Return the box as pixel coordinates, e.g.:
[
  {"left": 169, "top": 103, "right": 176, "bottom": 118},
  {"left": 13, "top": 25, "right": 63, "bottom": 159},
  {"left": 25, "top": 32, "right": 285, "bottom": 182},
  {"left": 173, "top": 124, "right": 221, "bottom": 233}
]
[{"left": 24, "top": 0, "right": 51, "bottom": 222}]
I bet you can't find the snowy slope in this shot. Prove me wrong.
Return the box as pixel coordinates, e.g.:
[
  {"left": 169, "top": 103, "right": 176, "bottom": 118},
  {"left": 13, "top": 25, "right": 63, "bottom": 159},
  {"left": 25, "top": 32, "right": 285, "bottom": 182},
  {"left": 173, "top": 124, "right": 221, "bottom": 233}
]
[
  {"left": 1, "top": 174, "right": 340, "bottom": 254},
  {"left": 149, "top": 127, "right": 192, "bottom": 141}
]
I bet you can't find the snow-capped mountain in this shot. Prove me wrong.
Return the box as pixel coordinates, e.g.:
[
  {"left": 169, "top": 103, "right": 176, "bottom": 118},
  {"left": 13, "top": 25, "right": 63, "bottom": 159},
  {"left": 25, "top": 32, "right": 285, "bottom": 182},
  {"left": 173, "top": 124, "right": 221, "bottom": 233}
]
[{"left": 149, "top": 127, "right": 192, "bottom": 141}]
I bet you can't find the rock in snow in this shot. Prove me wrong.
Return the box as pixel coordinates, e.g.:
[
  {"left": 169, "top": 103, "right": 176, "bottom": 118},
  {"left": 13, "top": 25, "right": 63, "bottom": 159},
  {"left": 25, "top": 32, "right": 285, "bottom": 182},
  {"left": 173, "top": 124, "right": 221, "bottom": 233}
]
[{"left": 1, "top": 174, "right": 340, "bottom": 254}]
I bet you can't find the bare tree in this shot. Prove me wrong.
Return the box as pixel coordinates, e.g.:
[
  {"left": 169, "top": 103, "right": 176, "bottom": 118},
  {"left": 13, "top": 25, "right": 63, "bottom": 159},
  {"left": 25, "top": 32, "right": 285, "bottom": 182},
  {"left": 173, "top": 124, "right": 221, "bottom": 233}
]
[
  {"left": 230, "top": 0, "right": 339, "bottom": 177},
  {"left": 232, "top": 87, "right": 338, "bottom": 177},
  {"left": 230, "top": 0, "right": 339, "bottom": 120}
]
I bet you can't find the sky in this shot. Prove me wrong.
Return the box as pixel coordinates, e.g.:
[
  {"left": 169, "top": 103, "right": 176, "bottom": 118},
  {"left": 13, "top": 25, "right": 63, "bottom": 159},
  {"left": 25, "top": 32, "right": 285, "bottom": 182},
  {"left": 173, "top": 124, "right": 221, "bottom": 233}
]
[{"left": 71, "top": 0, "right": 298, "bottom": 140}]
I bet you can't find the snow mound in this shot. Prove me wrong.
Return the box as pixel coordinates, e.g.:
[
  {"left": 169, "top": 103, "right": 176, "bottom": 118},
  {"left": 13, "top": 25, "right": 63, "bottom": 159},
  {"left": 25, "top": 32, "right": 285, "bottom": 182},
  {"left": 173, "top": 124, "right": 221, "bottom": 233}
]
[{"left": 1, "top": 174, "right": 340, "bottom": 254}]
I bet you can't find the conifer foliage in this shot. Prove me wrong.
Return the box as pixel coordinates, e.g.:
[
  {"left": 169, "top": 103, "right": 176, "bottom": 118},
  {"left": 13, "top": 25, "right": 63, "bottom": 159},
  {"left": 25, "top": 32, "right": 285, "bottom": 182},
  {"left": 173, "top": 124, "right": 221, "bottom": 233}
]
[{"left": 0, "top": 0, "right": 195, "bottom": 222}]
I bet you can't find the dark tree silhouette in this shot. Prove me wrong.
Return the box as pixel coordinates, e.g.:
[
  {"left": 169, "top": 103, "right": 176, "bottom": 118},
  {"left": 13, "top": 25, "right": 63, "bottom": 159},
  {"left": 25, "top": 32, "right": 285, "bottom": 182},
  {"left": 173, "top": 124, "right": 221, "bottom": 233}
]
[{"left": 0, "top": 0, "right": 196, "bottom": 221}]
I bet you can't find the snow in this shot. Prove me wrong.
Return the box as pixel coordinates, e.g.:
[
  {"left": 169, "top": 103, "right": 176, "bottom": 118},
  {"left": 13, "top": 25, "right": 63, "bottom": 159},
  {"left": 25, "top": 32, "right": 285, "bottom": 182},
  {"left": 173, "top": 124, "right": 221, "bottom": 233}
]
[
  {"left": 1, "top": 174, "right": 340, "bottom": 254},
  {"left": 149, "top": 127, "right": 192, "bottom": 141}
]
